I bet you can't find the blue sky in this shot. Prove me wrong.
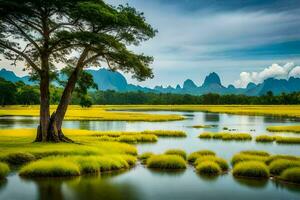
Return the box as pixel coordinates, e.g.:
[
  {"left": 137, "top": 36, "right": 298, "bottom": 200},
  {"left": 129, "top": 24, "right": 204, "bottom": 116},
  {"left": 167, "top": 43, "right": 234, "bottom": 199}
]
[{"left": 1, "top": 0, "right": 300, "bottom": 88}]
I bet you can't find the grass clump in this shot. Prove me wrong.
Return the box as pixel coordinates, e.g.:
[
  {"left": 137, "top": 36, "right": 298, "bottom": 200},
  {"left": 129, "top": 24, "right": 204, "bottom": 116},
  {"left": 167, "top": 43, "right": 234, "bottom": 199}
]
[
  {"left": 255, "top": 135, "right": 275, "bottom": 143},
  {"left": 231, "top": 154, "right": 268, "bottom": 166},
  {"left": 233, "top": 161, "right": 270, "bottom": 178},
  {"left": 138, "top": 152, "right": 154, "bottom": 164},
  {"left": 198, "top": 132, "right": 252, "bottom": 141},
  {"left": 275, "top": 136, "right": 300, "bottom": 144},
  {"left": 142, "top": 130, "right": 186, "bottom": 137},
  {"left": 194, "top": 156, "right": 229, "bottom": 171},
  {"left": 280, "top": 168, "right": 300, "bottom": 184},
  {"left": 195, "top": 161, "right": 221, "bottom": 175},
  {"left": 147, "top": 155, "right": 186, "bottom": 169},
  {"left": 269, "top": 159, "right": 300, "bottom": 176},
  {"left": 0, "top": 162, "right": 10, "bottom": 179},
  {"left": 164, "top": 149, "right": 187, "bottom": 160},
  {"left": 265, "top": 155, "right": 300, "bottom": 165},
  {"left": 187, "top": 150, "right": 216, "bottom": 163},
  {"left": 19, "top": 160, "right": 81, "bottom": 177},
  {"left": 191, "top": 125, "right": 214, "bottom": 128},
  {"left": 0, "top": 152, "right": 36, "bottom": 166},
  {"left": 240, "top": 150, "right": 270, "bottom": 157},
  {"left": 267, "top": 125, "right": 300, "bottom": 133}
]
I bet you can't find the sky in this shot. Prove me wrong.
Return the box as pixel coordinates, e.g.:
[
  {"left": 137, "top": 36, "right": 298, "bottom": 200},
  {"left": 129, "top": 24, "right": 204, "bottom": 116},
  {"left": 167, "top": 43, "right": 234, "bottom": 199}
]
[{"left": 1, "top": 0, "right": 300, "bottom": 88}]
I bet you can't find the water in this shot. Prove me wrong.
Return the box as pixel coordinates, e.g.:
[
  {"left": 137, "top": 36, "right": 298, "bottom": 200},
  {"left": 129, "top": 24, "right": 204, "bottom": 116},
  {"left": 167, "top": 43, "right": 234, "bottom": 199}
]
[{"left": 0, "top": 111, "right": 300, "bottom": 200}]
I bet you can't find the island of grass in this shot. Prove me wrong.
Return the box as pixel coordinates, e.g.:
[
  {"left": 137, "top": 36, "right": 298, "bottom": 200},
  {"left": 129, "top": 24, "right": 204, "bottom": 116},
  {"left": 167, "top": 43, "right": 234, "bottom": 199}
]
[
  {"left": 233, "top": 161, "right": 270, "bottom": 179},
  {"left": 0, "top": 162, "right": 10, "bottom": 179},
  {"left": 198, "top": 132, "right": 252, "bottom": 141},
  {"left": 256, "top": 135, "right": 300, "bottom": 144},
  {"left": 164, "top": 149, "right": 187, "bottom": 160},
  {"left": 187, "top": 150, "right": 216, "bottom": 163},
  {"left": 146, "top": 155, "right": 186, "bottom": 170},
  {"left": 189, "top": 125, "right": 216, "bottom": 129},
  {"left": 266, "top": 125, "right": 300, "bottom": 133}
]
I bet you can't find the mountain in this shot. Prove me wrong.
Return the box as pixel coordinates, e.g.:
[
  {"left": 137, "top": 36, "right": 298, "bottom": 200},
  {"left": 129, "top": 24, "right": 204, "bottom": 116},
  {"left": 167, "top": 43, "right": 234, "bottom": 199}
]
[
  {"left": 0, "top": 68, "right": 31, "bottom": 84},
  {"left": 2, "top": 67, "right": 300, "bottom": 96}
]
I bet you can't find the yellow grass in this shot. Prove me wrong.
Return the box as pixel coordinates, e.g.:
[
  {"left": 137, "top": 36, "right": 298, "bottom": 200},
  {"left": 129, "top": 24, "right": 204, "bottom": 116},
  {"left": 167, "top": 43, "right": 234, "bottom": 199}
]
[
  {"left": 267, "top": 126, "right": 300, "bottom": 133},
  {"left": 106, "top": 105, "right": 300, "bottom": 118},
  {"left": 0, "top": 105, "right": 184, "bottom": 122}
]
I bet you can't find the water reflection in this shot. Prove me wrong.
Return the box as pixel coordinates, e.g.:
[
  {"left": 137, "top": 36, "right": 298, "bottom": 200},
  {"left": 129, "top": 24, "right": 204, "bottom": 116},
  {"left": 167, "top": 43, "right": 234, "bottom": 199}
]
[
  {"left": 233, "top": 177, "right": 268, "bottom": 189},
  {"left": 0, "top": 179, "right": 7, "bottom": 193},
  {"left": 204, "top": 113, "right": 220, "bottom": 122}
]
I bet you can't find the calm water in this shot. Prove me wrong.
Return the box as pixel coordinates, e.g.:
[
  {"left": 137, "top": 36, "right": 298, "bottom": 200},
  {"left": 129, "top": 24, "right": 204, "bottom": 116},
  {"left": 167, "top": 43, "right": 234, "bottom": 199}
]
[{"left": 0, "top": 111, "right": 300, "bottom": 200}]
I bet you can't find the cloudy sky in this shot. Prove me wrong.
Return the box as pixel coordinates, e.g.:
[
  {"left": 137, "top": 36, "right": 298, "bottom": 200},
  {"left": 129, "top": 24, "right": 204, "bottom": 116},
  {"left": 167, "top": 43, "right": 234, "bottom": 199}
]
[{"left": 2, "top": 0, "right": 300, "bottom": 88}]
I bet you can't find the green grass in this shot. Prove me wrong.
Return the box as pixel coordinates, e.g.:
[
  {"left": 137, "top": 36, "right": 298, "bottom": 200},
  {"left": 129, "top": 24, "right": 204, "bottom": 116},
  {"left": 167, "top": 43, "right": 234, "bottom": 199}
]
[
  {"left": 267, "top": 125, "right": 300, "bottom": 133},
  {"left": 231, "top": 154, "right": 269, "bottom": 166},
  {"left": 280, "top": 167, "right": 300, "bottom": 184},
  {"left": 142, "top": 130, "right": 186, "bottom": 137},
  {"left": 0, "top": 152, "right": 36, "bottom": 166},
  {"left": 255, "top": 135, "right": 276, "bottom": 143},
  {"left": 164, "top": 149, "right": 187, "bottom": 160},
  {"left": 198, "top": 132, "right": 252, "bottom": 141},
  {"left": 147, "top": 155, "right": 186, "bottom": 169},
  {"left": 187, "top": 150, "right": 216, "bottom": 163},
  {"left": 240, "top": 150, "right": 270, "bottom": 157},
  {"left": 233, "top": 161, "right": 270, "bottom": 178},
  {"left": 138, "top": 152, "right": 155, "bottom": 164},
  {"left": 269, "top": 159, "right": 300, "bottom": 176},
  {"left": 19, "top": 160, "right": 81, "bottom": 177},
  {"left": 265, "top": 155, "right": 300, "bottom": 165},
  {"left": 0, "top": 162, "right": 10, "bottom": 179},
  {"left": 275, "top": 136, "right": 300, "bottom": 144},
  {"left": 190, "top": 125, "right": 215, "bottom": 128},
  {"left": 194, "top": 156, "right": 229, "bottom": 171},
  {"left": 195, "top": 161, "right": 221, "bottom": 175}
]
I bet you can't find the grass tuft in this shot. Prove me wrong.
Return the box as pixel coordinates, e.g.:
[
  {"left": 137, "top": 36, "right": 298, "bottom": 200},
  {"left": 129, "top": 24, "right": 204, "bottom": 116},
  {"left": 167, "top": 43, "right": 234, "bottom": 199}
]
[
  {"left": 275, "top": 136, "right": 300, "bottom": 144},
  {"left": 0, "top": 162, "right": 10, "bottom": 179},
  {"left": 187, "top": 150, "right": 216, "bottom": 163},
  {"left": 233, "top": 161, "right": 270, "bottom": 178},
  {"left": 138, "top": 152, "right": 154, "bottom": 164},
  {"left": 0, "top": 152, "right": 36, "bottom": 166},
  {"left": 267, "top": 125, "right": 300, "bottom": 133},
  {"left": 231, "top": 154, "right": 268, "bottom": 166},
  {"left": 194, "top": 156, "right": 229, "bottom": 171},
  {"left": 240, "top": 150, "right": 270, "bottom": 157},
  {"left": 269, "top": 159, "right": 300, "bottom": 176},
  {"left": 147, "top": 155, "right": 186, "bottom": 169},
  {"left": 195, "top": 161, "right": 221, "bottom": 175},
  {"left": 198, "top": 132, "right": 252, "bottom": 141},
  {"left": 142, "top": 130, "right": 186, "bottom": 137},
  {"left": 255, "top": 135, "right": 275, "bottom": 143},
  {"left": 280, "top": 167, "right": 300, "bottom": 184},
  {"left": 265, "top": 155, "right": 300, "bottom": 165},
  {"left": 164, "top": 149, "right": 187, "bottom": 160}
]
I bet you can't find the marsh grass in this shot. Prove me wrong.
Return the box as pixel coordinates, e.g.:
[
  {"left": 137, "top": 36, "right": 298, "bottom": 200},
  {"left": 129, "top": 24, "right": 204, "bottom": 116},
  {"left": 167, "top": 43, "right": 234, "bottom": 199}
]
[
  {"left": 265, "top": 155, "right": 300, "bottom": 165},
  {"left": 231, "top": 154, "right": 269, "bottom": 166},
  {"left": 187, "top": 150, "right": 216, "bottom": 163},
  {"left": 240, "top": 150, "right": 270, "bottom": 157},
  {"left": 194, "top": 156, "right": 229, "bottom": 171},
  {"left": 267, "top": 125, "right": 300, "bottom": 133},
  {"left": 233, "top": 161, "right": 270, "bottom": 178},
  {"left": 0, "top": 152, "right": 36, "bottom": 166},
  {"left": 191, "top": 125, "right": 215, "bottom": 128},
  {"left": 147, "top": 155, "right": 186, "bottom": 169},
  {"left": 280, "top": 168, "right": 300, "bottom": 184},
  {"left": 164, "top": 149, "right": 187, "bottom": 160},
  {"left": 275, "top": 136, "right": 300, "bottom": 144},
  {"left": 195, "top": 161, "right": 221, "bottom": 175},
  {"left": 255, "top": 135, "right": 276, "bottom": 143},
  {"left": 138, "top": 152, "right": 154, "bottom": 164},
  {"left": 142, "top": 130, "right": 186, "bottom": 137},
  {"left": 198, "top": 132, "right": 252, "bottom": 141},
  {"left": 0, "top": 162, "right": 10, "bottom": 179},
  {"left": 269, "top": 159, "right": 300, "bottom": 176}
]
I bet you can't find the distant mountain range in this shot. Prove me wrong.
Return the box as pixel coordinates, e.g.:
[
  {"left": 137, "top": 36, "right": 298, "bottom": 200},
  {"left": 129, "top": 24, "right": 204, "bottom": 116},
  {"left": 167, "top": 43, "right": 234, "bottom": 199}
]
[{"left": 2, "top": 68, "right": 300, "bottom": 96}]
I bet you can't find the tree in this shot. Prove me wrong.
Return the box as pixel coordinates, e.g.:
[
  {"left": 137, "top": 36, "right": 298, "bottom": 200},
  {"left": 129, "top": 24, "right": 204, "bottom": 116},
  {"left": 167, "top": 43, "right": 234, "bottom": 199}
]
[
  {"left": 0, "top": 0, "right": 156, "bottom": 142},
  {"left": 0, "top": 77, "right": 17, "bottom": 105}
]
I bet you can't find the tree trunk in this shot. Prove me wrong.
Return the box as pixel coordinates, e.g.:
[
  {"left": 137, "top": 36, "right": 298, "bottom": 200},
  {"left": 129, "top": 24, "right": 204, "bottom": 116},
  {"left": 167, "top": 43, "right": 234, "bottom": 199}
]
[{"left": 35, "top": 72, "right": 50, "bottom": 142}]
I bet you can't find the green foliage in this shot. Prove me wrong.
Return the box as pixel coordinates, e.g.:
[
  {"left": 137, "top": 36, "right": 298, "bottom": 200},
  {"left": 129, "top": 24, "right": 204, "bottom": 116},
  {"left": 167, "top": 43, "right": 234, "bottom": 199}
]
[
  {"left": 0, "top": 162, "right": 10, "bottom": 179},
  {"left": 198, "top": 132, "right": 252, "bottom": 141},
  {"left": 0, "top": 77, "right": 17, "bottom": 105},
  {"left": 280, "top": 168, "right": 300, "bottom": 184},
  {"left": 187, "top": 150, "right": 216, "bottom": 163},
  {"left": 147, "top": 155, "right": 186, "bottom": 169},
  {"left": 195, "top": 161, "right": 222, "bottom": 175},
  {"left": 233, "top": 161, "right": 270, "bottom": 178},
  {"left": 0, "top": 152, "right": 36, "bottom": 166},
  {"left": 269, "top": 159, "right": 300, "bottom": 176},
  {"left": 164, "top": 149, "right": 187, "bottom": 160},
  {"left": 275, "top": 136, "right": 300, "bottom": 144},
  {"left": 231, "top": 154, "right": 268, "bottom": 166},
  {"left": 138, "top": 152, "right": 154, "bottom": 164},
  {"left": 142, "top": 130, "right": 186, "bottom": 137},
  {"left": 240, "top": 150, "right": 270, "bottom": 157}
]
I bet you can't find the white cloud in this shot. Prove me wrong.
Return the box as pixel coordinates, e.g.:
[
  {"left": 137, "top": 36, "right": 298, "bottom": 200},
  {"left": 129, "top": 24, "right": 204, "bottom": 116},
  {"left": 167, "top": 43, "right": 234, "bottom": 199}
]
[{"left": 234, "top": 62, "right": 300, "bottom": 88}]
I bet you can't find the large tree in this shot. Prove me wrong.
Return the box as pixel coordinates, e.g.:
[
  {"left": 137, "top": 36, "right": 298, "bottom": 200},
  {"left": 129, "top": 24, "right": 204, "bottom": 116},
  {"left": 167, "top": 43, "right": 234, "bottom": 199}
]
[{"left": 0, "top": 0, "right": 156, "bottom": 142}]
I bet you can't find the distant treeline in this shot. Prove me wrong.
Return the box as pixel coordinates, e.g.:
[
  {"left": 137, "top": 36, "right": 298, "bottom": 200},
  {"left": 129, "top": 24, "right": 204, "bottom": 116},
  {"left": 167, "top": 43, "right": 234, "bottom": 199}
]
[{"left": 1, "top": 77, "right": 300, "bottom": 106}]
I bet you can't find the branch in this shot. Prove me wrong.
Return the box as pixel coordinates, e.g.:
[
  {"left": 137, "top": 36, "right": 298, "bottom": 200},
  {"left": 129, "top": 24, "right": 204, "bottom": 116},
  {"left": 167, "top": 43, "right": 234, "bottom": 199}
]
[
  {"left": 6, "top": 18, "right": 41, "bottom": 52},
  {"left": 0, "top": 41, "right": 41, "bottom": 73},
  {"left": 83, "top": 53, "right": 102, "bottom": 66}
]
